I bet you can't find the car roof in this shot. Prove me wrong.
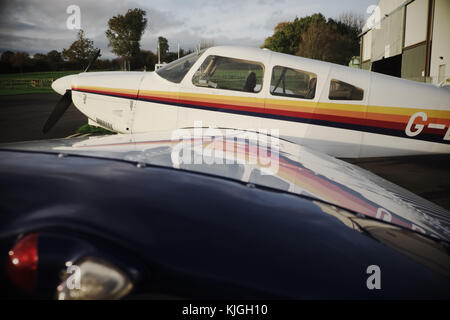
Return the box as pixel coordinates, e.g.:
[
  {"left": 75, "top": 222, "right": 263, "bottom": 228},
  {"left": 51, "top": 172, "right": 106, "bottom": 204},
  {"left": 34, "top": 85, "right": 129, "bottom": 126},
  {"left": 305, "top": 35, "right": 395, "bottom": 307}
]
[{"left": 1, "top": 129, "right": 449, "bottom": 242}]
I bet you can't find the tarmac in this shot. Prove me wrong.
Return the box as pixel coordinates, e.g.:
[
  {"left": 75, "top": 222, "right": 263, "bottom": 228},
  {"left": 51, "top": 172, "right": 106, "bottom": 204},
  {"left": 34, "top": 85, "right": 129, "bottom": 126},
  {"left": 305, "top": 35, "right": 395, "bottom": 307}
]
[
  {"left": 0, "top": 93, "right": 86, "bottom": 143},
  {"left": 0, "top": 93, "right": 449, "bottom": 210}
]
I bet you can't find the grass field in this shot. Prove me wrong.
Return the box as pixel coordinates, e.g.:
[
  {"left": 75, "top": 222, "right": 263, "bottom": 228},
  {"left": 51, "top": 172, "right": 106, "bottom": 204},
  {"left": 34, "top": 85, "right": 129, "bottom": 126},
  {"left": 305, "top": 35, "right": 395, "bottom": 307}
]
[{"left": 0, "top": 70, "right": 82, "bottom": 95}]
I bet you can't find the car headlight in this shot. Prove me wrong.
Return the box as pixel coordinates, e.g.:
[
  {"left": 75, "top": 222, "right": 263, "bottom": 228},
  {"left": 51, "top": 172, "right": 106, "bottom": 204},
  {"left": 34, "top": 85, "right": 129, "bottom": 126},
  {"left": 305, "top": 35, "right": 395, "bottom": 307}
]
[{"left": 57, "top": 257, "right": 133, "bottom": 300}]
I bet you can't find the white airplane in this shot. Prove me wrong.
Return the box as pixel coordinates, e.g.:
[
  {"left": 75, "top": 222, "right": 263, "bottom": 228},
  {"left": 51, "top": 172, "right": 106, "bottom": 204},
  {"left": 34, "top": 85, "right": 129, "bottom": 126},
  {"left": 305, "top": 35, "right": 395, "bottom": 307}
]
[{"left": 48, "top": 46, "right": 450, "bottom": 158}]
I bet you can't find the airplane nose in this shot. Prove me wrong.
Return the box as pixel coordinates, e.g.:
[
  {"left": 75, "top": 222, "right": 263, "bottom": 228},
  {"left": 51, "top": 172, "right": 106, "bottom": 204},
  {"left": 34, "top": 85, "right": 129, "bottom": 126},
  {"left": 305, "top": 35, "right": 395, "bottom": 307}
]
[{"left": 51, "top": 75, "right": 76, "bottom": 95}]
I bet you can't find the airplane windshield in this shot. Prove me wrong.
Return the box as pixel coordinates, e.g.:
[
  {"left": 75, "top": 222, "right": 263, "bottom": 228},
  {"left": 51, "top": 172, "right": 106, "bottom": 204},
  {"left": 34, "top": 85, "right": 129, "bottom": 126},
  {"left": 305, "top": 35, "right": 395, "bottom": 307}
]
[{"left": 156, "top": 50, "right": 206, "bottom": 83}]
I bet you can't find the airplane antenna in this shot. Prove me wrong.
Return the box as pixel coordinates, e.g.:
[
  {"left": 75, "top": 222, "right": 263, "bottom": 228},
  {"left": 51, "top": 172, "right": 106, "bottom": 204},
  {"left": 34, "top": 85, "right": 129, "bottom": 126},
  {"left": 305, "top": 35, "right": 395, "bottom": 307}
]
[{"left": 84, "top": 49, "right": 101, "bottom": 73}]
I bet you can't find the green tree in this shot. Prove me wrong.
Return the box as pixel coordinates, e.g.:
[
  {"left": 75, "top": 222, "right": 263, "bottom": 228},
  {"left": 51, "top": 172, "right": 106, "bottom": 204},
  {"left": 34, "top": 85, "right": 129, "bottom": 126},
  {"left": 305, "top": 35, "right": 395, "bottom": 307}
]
[
  {"left": 297, "top": 20, "right": 355, "bottom": 65},
  {"left": 10, "top": 52, "right": 31, "bottom": 73},
  {"left": 262, "top": 14, "right": 326, "bottom": 54},
  {"left": 62, "top": 30, "right": 98, "bottom": 69},
  {"left": 106, "top": 8, "right": 147, "bottom": 69},
  {"left": 47, "top": 50, "right": 62, "bottom": 64},
  {"left": 263, "top": 12, "right": 362, "bottom": 66},
  {"left": 33, "top": 53, "right": 46, "bottom": 60},
  {"left": 32, "top": 53, "right": 50, "bottom": 71},
  {"left": 129, "top": 49, "right": 157, "bottom": 71},
  {"left": 46, "top": 50, "right": 62, "bottom": 70},
  {"left": 158, "top": 36, "right": 169, "bottom": 62},
  {"left": 1, "top": 51, "right": 14, "bottom": 63},
  {"left": 0, "top": 51, "right": 14, "bottom": 73},
  {"left": 334, "top": 12, "right": 363, "bottom": 61}
]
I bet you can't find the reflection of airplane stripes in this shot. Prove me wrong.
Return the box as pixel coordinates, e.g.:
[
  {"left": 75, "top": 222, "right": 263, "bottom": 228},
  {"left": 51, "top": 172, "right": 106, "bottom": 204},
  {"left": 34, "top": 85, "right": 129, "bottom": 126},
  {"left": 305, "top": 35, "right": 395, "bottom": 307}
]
[
  {"left": 71, "top": 134, "right": 443, "bottom": 239},
  {"left": 73, "top": 86, "right": 450, "bottom": 145}
]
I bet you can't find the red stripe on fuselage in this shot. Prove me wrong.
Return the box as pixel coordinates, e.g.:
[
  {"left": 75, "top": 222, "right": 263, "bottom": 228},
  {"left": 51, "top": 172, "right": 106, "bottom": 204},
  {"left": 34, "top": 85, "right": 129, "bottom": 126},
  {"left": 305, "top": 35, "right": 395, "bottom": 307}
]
[{"left": 75, "top": 88, "right": 445, "bottom": 136}]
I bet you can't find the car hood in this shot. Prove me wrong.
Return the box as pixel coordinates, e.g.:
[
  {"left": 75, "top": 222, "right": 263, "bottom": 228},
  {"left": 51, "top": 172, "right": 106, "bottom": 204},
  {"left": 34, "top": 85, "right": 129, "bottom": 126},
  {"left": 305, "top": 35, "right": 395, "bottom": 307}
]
[{"left": 1, "top": 129, "right": 449, "bottom": 242}]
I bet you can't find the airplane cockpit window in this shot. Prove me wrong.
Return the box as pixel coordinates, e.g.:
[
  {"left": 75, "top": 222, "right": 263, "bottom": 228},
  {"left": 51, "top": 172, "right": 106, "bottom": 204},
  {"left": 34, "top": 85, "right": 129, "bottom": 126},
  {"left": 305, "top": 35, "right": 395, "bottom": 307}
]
[
  {"left": 156, "top": 50, "right": 206, "bottom": 83},
  {"left": 328, "top": 79, "right": 364, "bottom": 100},
  {"left": 270, "top": 66, "right": 317, "bottom": 99},
  {"left": 192, "top": 55, "right": 264, "bottom": 93}
]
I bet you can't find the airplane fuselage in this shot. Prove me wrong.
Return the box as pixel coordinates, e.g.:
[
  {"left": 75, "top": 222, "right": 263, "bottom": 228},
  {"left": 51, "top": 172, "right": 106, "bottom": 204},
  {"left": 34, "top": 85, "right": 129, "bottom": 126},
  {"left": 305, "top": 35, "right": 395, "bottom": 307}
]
[{"left": 53, "top": 46, "right": 450, "bottom": 158}]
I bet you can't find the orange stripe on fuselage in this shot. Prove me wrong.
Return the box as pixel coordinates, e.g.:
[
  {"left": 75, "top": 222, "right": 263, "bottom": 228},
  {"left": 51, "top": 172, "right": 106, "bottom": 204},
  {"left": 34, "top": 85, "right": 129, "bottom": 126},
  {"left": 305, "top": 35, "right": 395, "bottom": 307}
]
[{"left": 74, "top": 86, "right": 450, "bottom": 129}]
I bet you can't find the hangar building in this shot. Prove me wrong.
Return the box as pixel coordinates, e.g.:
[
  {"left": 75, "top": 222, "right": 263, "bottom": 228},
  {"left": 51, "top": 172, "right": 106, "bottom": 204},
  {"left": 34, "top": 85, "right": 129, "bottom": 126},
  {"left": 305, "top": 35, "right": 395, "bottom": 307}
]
[{"left": 360, "top": 0, "right": 449, "bottom": 84}]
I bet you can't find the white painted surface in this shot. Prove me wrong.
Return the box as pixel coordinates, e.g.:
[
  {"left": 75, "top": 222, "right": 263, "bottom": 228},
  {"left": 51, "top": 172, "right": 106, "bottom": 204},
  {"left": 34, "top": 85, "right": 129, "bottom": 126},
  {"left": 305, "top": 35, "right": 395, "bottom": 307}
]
[
  {"left": 404, "top": 0, "right": 429, "bottom": 47},
  {"left": 55, "top": 46, "right": 450, "bottom": 158},
  {"left": 430, "top": 0, "right": 450, "bottom": 83},
  {"left": 369, "top": 0, "right": 406, "bottom": 61},
  {"left": 362, "top": 31, "right": 372, "bottom": 62}
]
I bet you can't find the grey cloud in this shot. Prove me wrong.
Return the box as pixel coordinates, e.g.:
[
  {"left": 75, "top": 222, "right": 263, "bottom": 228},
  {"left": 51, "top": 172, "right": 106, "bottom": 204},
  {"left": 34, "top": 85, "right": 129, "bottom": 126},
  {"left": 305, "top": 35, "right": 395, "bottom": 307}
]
[
  {"left": 142, "top": 28, "right": 263, "bottom": 54},
  {"left": 0, "top": 0, "right": 374, "bottom": 58},
  {"left": 263, "top": 10, "right": 293, "bottom": 30},
  {"left": 0, "top": 0, "right": 184, "bottom": 58},
  {"left": 0, "top": 21, "right": 43, "bottom": 32},
  {"left": 0, "top": 32, "right": 68, "bottom": 55}
]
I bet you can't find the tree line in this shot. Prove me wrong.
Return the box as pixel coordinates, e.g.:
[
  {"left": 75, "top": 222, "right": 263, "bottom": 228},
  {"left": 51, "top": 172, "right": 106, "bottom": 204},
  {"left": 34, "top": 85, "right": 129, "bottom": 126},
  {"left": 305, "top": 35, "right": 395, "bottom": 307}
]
[
  {"left": 0, "top": 9, "right": 364, "bottom": 74},
  {"left": 0, "top": 45, "right": 161, "bottom": 74},
  {"left": 0, "top": 8, "right": 189, "bottom": 74},
  {"left": 262, "top": 12, "right": 364, "bottom": 66}
]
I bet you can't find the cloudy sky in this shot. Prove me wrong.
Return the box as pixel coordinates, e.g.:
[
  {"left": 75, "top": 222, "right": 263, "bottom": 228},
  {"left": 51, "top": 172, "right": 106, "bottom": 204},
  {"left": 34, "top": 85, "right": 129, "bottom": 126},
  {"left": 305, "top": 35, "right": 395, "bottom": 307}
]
[{"left": 0, "top": 0, "right": 376, "bottom": 59}]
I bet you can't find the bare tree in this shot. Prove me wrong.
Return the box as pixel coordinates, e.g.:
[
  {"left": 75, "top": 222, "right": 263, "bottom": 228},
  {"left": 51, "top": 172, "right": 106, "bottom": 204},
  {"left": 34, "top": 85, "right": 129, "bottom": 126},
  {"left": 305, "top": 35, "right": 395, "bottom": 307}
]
[{"left": 338, "top": 11, "right": 364, "bottom": 32}]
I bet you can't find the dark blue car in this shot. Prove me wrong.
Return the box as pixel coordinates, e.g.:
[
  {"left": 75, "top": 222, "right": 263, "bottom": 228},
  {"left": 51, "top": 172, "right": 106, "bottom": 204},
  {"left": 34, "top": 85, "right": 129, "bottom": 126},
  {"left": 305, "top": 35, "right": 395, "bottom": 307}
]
[{"left": 0, "top": 130, "right": 449, "bottom": 299}]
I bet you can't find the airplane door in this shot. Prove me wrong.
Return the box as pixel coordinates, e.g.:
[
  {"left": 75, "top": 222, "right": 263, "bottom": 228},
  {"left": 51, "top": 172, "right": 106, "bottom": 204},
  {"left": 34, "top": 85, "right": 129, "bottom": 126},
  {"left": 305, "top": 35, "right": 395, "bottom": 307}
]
[
  {"left": 260, "top": 59, "right": 329, "bottom": 149},
  {"left": 311, "top": 67, "right": 370, "bottom": 157},
  {"left": 178, "top": 54, "right": 264, "bottom": 131},
  {"left": 132, "top": 72, "right": 180, "bottom": 133}
]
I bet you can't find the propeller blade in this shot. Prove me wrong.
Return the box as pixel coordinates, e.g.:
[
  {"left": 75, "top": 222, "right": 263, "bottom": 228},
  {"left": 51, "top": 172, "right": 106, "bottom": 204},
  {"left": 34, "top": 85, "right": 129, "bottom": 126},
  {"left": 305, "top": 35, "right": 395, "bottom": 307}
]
[
  {"left": 42, "top": 90, "right": 72, "bottom": 134},
  {"left": 84, "top": 49, "right": 101, "bottom": 73}
]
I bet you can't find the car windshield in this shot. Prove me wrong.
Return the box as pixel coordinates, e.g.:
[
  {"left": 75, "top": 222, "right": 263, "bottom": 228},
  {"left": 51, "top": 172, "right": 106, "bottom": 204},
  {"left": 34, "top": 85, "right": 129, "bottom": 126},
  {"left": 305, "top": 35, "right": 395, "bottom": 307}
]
[{"left": 156, "top": 50, "right": 206, "bottom": 83}]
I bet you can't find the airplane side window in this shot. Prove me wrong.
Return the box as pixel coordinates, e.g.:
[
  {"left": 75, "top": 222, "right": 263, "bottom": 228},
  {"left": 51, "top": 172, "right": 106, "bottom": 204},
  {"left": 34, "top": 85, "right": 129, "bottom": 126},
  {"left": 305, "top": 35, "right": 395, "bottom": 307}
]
[
  {"left": 270, "top": 66, "right": 317, "bottom": 99},
  {"left": 328, "top": 79, "right": 364, "bottom": 100},
  {"left": 192, "top": 55, "right": 264, "bottom": 93}
]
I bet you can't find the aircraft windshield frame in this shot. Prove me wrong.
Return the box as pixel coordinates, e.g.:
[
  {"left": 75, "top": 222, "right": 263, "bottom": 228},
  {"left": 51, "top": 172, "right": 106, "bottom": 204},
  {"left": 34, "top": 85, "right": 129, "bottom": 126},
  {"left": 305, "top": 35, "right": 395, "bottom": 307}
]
[{"left": 156, "top": 49, "right": 206, "bottom": 84}]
